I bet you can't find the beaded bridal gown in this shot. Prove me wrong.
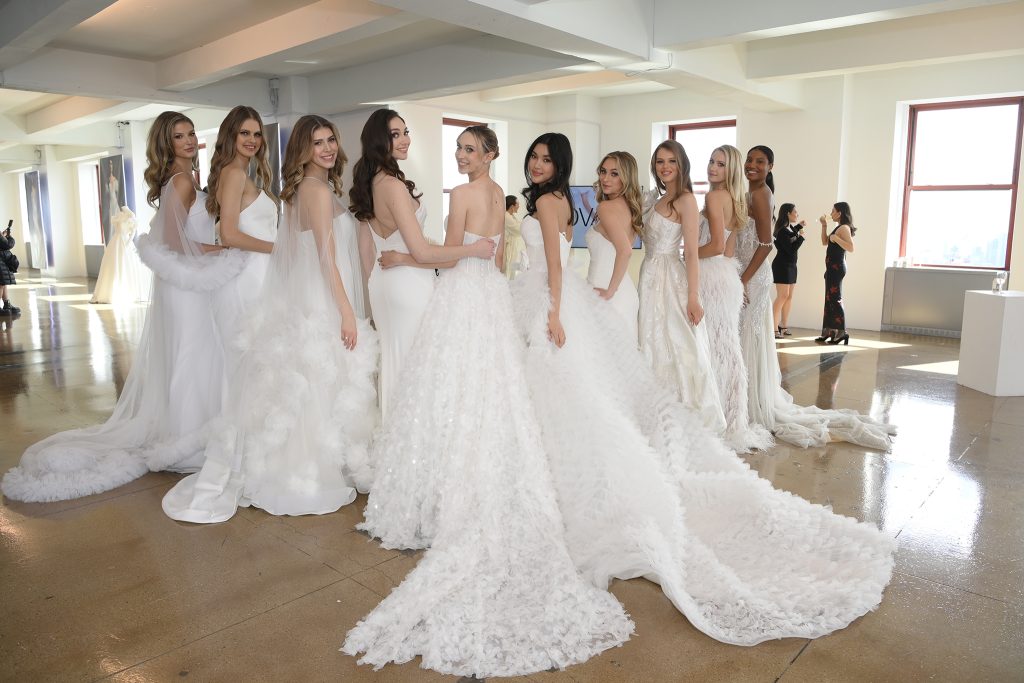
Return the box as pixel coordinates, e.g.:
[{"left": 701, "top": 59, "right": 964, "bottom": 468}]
[
  {"left": 345, "top": 229, "right": 632, "bottom": 678},
  {"left": 162, "top": 186, "right": 378, "bottom": 523},
  {"left": 366, "top": 204, "right": 436, "bottom": 418},
  {"left": 637, "top": 209, "right": 726, "bottom": 434},
  {"left": 698, "top": 214, "right": 773, "bottom": 452},
  {"left": 735, "top": 203, "right": 895, "bottom": 450},
  {"left": 512, "top": 213, "right": 895, "bottom": 647},
  {"left": 585, "top": 226, "right": 639, "bottom": 343}
]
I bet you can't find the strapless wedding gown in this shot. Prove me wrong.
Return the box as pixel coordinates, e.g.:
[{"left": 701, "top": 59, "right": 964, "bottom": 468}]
[
  {"left": 346, "top": 230, "right": 632, "bottom": 678},
  {"left": 697, "top": 215, "right": 772, "bottom": 452},
  {"left": 2, "top": 186, "right": 247, "bottom": 501},
  {"left": 586, "top": 227, "right": 639, "bottom": 343},
  {"left": 162, "top": 208, "right": 378, "bottom": 523},
  {"left": 366, "top": 204, "right": 436, "bottom": 418},
  {"left": 512, "top": 214, "right": 895, "bottom": 647},
  {"left": 637, "top": 210, "right": 726, "bottom": 434},
  {"left": 213, "top": 191, "right": 277, "bottom": 379},
  {"left": 735, "top": 205, "right": 896, "bottom": 449}
]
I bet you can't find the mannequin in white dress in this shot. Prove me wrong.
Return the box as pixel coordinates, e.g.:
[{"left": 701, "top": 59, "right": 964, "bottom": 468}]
[
  {"left": 349, "top": 108, "right": 494, "bottom": 418},
  {"left": 204, "top": 106, "right": 278, "bottom": 381},
  {"left": 163, "top": 115, "right": 378, "bottom": 523},
  {"left": 700, "top": 145, "right": 772, "bottom": 452},
  {"left": 1, "top": 112, "right": 247, "bottom": 502},
  {"left": 345, "top": 126, "right": 630, "bottom": 678},
  {"left": 638, "top": 140, "right": 726, "bottom": 434},
  {"left": 738, "top": 145, "right": 895, "bottom": 449},
  {"left": 90, "top": 206, "right": 148, "bottom": 305},
  {"left": 586, "top": 150, "right": 640, "bottom": 343}
]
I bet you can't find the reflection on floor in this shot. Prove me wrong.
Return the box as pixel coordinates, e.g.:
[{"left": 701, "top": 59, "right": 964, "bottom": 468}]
[{"left": 2, "top": 276, "right": 1022, "bottom": 682}]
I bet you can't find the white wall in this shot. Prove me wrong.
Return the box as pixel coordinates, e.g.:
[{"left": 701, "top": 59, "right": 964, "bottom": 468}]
[{"left": 0, "top": 174, "right": 26, "bottom": 265}]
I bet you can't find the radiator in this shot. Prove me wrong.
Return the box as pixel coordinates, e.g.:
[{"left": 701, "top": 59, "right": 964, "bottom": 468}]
[{"left": 881, "top": 267, "right": 1008, "bottom": 338}]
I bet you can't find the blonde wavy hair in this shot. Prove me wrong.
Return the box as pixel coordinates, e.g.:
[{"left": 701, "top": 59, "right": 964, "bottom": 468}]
[
  {"left": 280, "top": 115, "right": 347, "bottom": 204},
  {"left": 206, "top": 105, "right": 276, "bottom": 217},
  {"left": 595, "top": 151, "right": 643, "bottom": 237},
  {"left": 711, "top": 144, "right": 748, "bottom": 230},
  {"left": 144, "top": 111, "right": 197, "bottom": 208},
  {"left": 649, "top": 140, "right": 693, "bottom": 222}
]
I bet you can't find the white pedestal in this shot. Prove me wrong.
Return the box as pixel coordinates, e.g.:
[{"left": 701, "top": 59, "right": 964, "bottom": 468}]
[{"left": 958, "top": 290, "right": 1024, "bottom": 396}]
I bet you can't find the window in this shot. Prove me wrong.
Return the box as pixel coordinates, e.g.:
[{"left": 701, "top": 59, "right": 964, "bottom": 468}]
[
  {"left": 669, "top": 119, "right": 737, "bottom": 195},
  {"left": 78, "top": 162, "right": 103, "bottom": 246},
  {"left": 901, "top": 97, "right": 1023, "bottom": 270},
  {"left": 442, "top": 117, "right": 487, "bottom": 223}
]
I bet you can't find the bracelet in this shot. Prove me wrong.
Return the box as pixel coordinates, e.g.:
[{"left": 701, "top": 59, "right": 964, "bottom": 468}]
[{"left": 758, "top": 240, "right": 773, "bottom": 247}]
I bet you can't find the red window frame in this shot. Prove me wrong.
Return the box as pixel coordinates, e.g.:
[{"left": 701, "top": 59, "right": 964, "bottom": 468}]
[
  {"left": 900, "top": 97, "right": 1024, "bottom": 270},
  {"left": 669, "top": 119, "right": 737, "bottom": 194}
]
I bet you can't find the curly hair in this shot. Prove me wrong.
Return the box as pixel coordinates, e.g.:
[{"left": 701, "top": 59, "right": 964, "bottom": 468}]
[
  {"left": 349, "top": 109, "right": 421, "bottom": 221},
  {"left": 144, "top": 111, "right": 197, "bottom": 208},
  {"left": 205, "top": 105, "right": 276, "bottom": 218},
  {"left": 595, "top": 151, "right": 643, "bottom": 237},
  {"left": 280, "top": 115, "right": 347, "bottom": 204}
]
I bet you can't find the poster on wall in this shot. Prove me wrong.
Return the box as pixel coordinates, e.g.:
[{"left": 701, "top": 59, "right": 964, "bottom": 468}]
[
  {"left": 23, "top": 171, "right": 53, "bottom": 269},
  {"left": 98, "top": 155, "right": 127, "bottom": 245}
]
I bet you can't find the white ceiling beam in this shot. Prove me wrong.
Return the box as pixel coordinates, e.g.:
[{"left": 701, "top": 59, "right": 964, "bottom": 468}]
[
  {"left": 307, "top": 34, "right": 588, "bottom": 113},
  {"left": 24, "top": 95, "right": 140, "bottom": 134},
  {"left": 156, "top": 0, "right": 408, "bottom": 91},
  {"left": 480, "top": 71, "right": 633, "bottom": 101},
  {"left": 0, "top": 0, "right": 116, "bottom": 69},
  {"left": 653, "top": 0, "right": 1011, "bottom": 49},
  {"left": 746, "top": 2, "right": 1024, "bottom": 80}
]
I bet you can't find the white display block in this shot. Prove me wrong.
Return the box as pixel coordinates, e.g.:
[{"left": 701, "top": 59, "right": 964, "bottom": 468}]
[{"left": 958, "top": 290, "right": 1024, "bottom": 396}]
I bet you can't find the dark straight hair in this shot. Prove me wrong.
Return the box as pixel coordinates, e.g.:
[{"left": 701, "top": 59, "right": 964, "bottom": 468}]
[
  {"left": 522, "top": 132, "right": 574, "bottom": 226},
  {"left": 774, "top": 202, "right": 795, "bottom": 235},
  {"left": 748, "top": 144, "right": 775, "bottom": 194},
  {"left": 834, "top": 201, "right": 856, "bottom": 235}
]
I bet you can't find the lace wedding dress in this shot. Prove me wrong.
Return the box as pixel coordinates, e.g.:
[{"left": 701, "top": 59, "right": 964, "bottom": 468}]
[
  {"left": 344, "top": 229, "right": 632, "bottom": 678},
  {"left": 512, "top": 213, "right": 895, "bottom": 646}
]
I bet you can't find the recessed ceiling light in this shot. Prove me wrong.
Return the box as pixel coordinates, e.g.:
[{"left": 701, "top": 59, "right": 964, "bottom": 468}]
[{"left": 284, "top": 59, "right": 320, "bottom": 65}]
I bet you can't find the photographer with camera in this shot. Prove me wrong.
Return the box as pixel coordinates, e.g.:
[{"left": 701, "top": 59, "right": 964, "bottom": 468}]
[{"left": 0, "top": 219, "right": 20, "bottom": 316}]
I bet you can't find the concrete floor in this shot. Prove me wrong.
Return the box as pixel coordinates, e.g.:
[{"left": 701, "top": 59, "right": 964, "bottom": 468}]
[{"left": 1, "top": 274, "right": 1021, "bottom": 682}]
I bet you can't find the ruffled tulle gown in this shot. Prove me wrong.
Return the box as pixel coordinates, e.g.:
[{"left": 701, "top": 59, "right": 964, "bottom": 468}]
[
  {"left": 512, "top": 214, "right": 895, "bottom": 646},
  {"left": 345, "top": 230, "right": 632, "bottom": 678},
  {"left": 90, "top": 207, "right": 149, "bottom": 305},
  {"left": 366, "top": 204, "right": 436, "bottom": 418},
  {"left": 585, "top": 226, "right": 639, "bottom": 343},
  {"left": 697, "top": 215, "right": 773, "bottom": 452},
  {"left": 1, "top": 182, "right": 248, "bottom": 502},
  {"left": 735, "top": 198, "right": 896, "bottom": 450},
  {"left": 637, "top": 210, "right": 726, "bottom": 434},
  {"left": 162, "top": 197, "right": 378, "bottom": 523}
]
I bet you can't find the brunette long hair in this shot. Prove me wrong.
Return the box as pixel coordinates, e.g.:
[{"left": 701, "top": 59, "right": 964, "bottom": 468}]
[
  {"left": 280, "top": 115, "right": 347, "bottom": 203},
  {"left": 650, "top": 140, "right": 692, "bottom": 222},
  {"left": 144, "top": 111, "right": 198, "bottom": 207},
  {"left": 349, "top": 109, "right": 421, "bottom": 221},
  {"left": 205, "top": 105, "right": 275, "bottom": 218}
]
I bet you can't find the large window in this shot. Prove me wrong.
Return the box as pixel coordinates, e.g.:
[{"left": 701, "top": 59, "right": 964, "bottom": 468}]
[
  {"left": 442, "top": 116, "right": 487, "bottom": 223},
  {"left": 901, "top": 97, "right": 1023, "bottom": 270},
  {"left": 669, "top": 119, "right": 737, "bottom": 195}
]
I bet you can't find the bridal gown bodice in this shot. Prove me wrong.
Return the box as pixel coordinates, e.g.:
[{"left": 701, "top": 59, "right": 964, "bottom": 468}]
[
  {"left": 521, "top": 214, "right": 570, "bottom": 270},
  {"left": 185, "top": 191, "right": 217, "bottom": 244},
  {"left": 638, "top": 210, "right": 726, "bottom": 434},
  {"left": 586, "top": 227, "right": 639, "bottom": 343},
  {"left": 367, "top": 203, "right": 436, "bottom": 418}
]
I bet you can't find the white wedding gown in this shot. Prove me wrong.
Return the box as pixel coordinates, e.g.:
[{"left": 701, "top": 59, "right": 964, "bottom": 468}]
[
  {"left": 163, "top": 189, "right": 378, "bottom": 523},
  {"left": 345, "top": 230, "right": 632, "bottom": 678},
  {"left": 91, "top": 207, "right": 149, "bottom": 305},
  {"left": 512, "top": 214, "right": 895, "bottom": 646},
  {"left": 637, "top": 210, "right": 726, "bottom": 434},
  {"left": 586, "top": 226, "right": 639, "bottom": 343},
  {"left": 366, "top": 204, "right": 436, "bottom": 418},
  {"left": 735, "top": 195, "right": 895, "bottom": 450},
  {"left": 698, "top": 215, "right": 773, "bottom": 452},
  {"left": 1, "top": 181, "right": 247, "bottom": 502}
]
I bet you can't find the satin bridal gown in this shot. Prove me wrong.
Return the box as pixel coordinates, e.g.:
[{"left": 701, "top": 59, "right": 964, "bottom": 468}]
[
  {"left": 637, "top": 209, "right": 726, "bottom": 434},
  {"left": 345, "top": 229, "right": 632, "bottom": 678},
  {"left": 2, "top": 181, "right": 247, "bottom": 501},
  {"left": 366, "top": 204, "right": 436, "bottom": 418},
  {"left": 735, "top": 196, "right": 895, "bottom": 450},
  {"left": 512, "top": 213, "right": 896, "bottom": 649},
  {"left": 585, "top": 226, "right": 639, "bottom": 343},
  {"left": 697, "top": 214, "right": 772, "bottom": 452},
  {"left": 162, "top": 189, "right": 378, "bottom": 523}
]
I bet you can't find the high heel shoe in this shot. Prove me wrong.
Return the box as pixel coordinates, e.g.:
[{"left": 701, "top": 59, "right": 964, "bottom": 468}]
[
  {"left": 827, "top": 333, "right": 850, "bottom": 345},
  {"left": 814, "top": 333, "right": 834, "bottom": 343},
  {"left": 775, "top": 326, "right": 784, "bottom": 339}
]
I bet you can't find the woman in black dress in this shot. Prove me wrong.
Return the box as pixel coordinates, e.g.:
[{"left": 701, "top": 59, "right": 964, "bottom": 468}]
[
  {"left": 771, "top": 203, "right": 804, "bottom": 338},
  {"left": 0, "top": 221, "right": 20, "bottom": 316},
  {"left": 815, "top": 202, "right": 856, "bottom": 344}
]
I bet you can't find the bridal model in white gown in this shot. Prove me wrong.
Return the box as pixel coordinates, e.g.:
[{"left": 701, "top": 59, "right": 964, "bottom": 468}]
[
  {"left": 637, "top": 209, "right": 726, "bottom": 434},
  {"left": 162, "top": 186, "right": 378, "bottom": 523},
  {"left": 366, "top": 204, "right": 436, "bottom": 418},
  {"left": 1, "top": 180, "right": 247, "bottom": 502},
  {"left": 345, "top": 230, "right": 632, "bottom": 678},
  {"left": 735, "top": 200, "right": 896, "bottom": 449},
  {"left": 585, "top": 226, "right": 639, "bottom": 342},
  {"left": 513, "top": 213, "right": 895, "bottom": 646},
  {"left": 698, "top": 214, "right": 773, "bottom": 452}
]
